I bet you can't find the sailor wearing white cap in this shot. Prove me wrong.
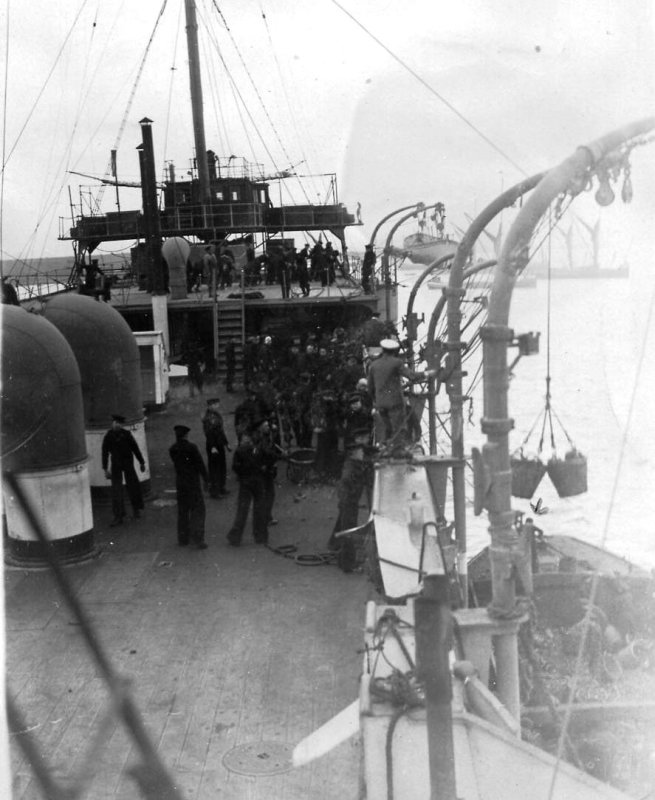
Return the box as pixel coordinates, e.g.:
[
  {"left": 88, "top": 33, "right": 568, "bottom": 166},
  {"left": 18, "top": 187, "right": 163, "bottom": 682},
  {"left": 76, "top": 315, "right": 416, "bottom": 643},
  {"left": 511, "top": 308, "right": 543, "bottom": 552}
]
[{"left": 367, "top": 340, "right": 436, "bottom": 452}]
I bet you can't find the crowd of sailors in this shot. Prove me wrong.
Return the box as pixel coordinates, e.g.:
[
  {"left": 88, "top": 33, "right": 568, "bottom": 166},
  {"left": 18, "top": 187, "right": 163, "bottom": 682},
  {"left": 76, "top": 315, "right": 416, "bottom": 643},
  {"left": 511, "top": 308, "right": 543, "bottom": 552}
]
[
  {"left": 105, "top": 311, "right": 437, "bottom": 554},
  {"left": 213, "top": 313, "right": 435, "bottom": 549},
  {"left": 188, "top": 239, "right": 350, "bottom": 297}
]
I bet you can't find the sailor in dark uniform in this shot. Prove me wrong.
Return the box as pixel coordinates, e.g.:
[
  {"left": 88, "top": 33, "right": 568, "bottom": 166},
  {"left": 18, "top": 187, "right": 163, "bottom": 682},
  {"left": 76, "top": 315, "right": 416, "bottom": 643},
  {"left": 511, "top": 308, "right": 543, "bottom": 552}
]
[
  {"left": 101, "top": 414, "right": 146, "bottom": 526},
  {"left": 202, "top": 398, "right": 230, "bottom": 498},
  {"left": 226, "top": 429, "right": 268, "bottom": 546},
  {"left": 169, "top": 425, "right": 209, "bottom": 549}
]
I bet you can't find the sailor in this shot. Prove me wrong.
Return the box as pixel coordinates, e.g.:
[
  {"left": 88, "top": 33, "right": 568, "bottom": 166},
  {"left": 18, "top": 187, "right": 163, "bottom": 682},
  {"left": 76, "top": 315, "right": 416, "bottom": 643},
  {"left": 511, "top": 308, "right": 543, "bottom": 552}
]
[
  {"left": 101, "top": 414, "right": 146, "bottom": 526},
  {"left": 253, "top": 418, "right": 281, "bottom": 528},
  {"left": 360, "top": 310, "right": 386, "bottom": 350},
  {"left": 202, "top": 398, "right": 230, "bottom": 498},
  {"left": 296, "top": 246, "right": 311, "bottom": 296},
  {"left": 2, "top": 276, "right": 20, "bottom": 305},
  {"left": 226, "top": 429, "right": 269, "bottom": 546},
  {"left": 367, "top": 339, "right": 436, "bottom": 454},
  {"left": 328, "top": 424, "right": 375, "bottom": 550},
  {"left": 234, "top": 387, "right": 267, "bottom": 442},
  {"left": 202, "top": 245, "right": 218, "bottom": 292},
  {"left": 169, "top": 425, "right": 209, "bottom": 549}
]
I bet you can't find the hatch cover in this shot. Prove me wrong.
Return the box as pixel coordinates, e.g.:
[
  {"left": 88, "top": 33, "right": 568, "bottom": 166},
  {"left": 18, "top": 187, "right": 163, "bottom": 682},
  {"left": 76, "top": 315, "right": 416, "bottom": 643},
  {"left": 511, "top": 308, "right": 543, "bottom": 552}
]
[{"left": 222, "top": 741, "right": 293, "bottom": 776}]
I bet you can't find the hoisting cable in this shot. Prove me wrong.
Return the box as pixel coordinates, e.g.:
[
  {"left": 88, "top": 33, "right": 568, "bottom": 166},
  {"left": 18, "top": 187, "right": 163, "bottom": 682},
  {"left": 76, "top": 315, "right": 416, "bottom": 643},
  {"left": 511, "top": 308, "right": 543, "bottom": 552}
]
[{"left": 200, "top": 6, "right": 283, "bottom": 180}]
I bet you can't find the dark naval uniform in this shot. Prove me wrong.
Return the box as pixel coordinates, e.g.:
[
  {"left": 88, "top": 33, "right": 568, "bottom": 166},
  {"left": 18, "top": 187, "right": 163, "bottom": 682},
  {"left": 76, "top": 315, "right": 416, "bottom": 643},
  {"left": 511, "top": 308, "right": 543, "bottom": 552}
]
[
  {"left": 169, "top": 429, "right": 209, "bottom": 548},
  {"left": 202, "top": 403, "right": 229, "bottom": 498},
  {"left": 101, "top": 423, "right": 145, "bottom": 523},
  {"left": 226, "top": 435, "right": 268, "bottom": 545}
]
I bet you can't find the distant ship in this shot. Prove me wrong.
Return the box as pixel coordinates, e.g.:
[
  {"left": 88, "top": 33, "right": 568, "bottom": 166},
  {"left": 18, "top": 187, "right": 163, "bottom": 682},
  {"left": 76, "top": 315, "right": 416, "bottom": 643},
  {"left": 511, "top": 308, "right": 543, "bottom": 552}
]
[
  {"left": 388, "top": 202, "right": 460, "bottom": 266},
  {"left": 398, "top": 231, "right": 460, "bottom": 266},
  {"left": 530, "top": 217, "right": 630, "bottom": 279}
]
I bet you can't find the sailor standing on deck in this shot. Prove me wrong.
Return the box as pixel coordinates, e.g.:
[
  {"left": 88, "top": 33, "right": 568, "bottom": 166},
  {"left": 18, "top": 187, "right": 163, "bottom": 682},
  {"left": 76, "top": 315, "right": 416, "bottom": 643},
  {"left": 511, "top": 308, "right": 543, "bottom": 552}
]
[
  {"left": 102, "top": 414, "right": 146, "bottom": 526},
  {"left": 202, "top": 398, "right": 230, "bottom": 498},
  {"left": 226, "top": 429, "right": 269, "bottom": 546},
  {"left": 367, "top": 339, "right": 436, "bottom": 455},
  {"left": 169, "top": 425, "right": 209, "bottom": 549}
]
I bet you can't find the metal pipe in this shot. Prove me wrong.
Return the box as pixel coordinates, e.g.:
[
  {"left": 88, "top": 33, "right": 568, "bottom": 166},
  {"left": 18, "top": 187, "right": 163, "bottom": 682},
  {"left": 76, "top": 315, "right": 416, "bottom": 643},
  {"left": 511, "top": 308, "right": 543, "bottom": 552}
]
[
  {"left": 405, "top": 253, "right": 455, "bottom": 369},
  {"left": 368, "top": 203, "right": 423, "bottom": 248},
  {"left": 381, "top": 203, "right": 442, "bottom": 321},
  {"left": 425, "top": 173, "right": 544, "bottom": 607},
  {"left": 414, "top": 574, "right": 456, "bottom": 800},
  {"left": 483, "top": 117, "right": 655, "bottom": 616}
]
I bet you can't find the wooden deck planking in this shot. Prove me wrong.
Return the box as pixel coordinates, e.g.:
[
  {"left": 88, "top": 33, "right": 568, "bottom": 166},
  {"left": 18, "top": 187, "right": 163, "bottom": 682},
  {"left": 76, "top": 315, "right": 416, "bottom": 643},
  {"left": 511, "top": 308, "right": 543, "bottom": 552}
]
[{"left": 6, "top": 381, "right": 372, "bottom": 799}]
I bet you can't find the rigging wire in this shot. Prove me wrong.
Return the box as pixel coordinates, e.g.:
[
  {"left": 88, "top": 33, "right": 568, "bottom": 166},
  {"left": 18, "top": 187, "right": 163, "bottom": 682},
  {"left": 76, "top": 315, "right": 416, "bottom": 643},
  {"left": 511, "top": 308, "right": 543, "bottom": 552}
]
[
  {"left": 257, "top": 2, "right": 322, "bottom": 202},
  {"left": 161, "top": 0, "right": 184, "bottom": 173},
  {"left": 329, "top": 0, "right": 527, "bottom": 177},
  {"left": 1, "top": 0, "right": 90, "bottom": 173},
  {"left": 4, "top": 0, "right": 99, "bottom": 275},
  {"left": 206, "top": 1, "right": 313, "bottom": 205},
  {"left": 94, "top": 0, "right": 169, "bottom": 212},
  {"left": 198, "top": 6, "right": 282, "bottom": 178}
]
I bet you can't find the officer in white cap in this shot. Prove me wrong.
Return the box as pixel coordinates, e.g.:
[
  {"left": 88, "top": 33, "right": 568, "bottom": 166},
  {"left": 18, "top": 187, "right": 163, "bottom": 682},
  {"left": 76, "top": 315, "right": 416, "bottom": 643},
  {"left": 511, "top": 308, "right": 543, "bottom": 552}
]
[{"left": 367, "top": 339, "right": 436, "bottom": 453}]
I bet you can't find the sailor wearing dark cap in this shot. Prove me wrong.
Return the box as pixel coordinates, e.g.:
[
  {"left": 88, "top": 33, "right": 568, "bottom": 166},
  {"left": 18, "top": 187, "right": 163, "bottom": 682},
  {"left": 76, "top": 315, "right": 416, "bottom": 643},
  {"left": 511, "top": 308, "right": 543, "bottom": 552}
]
[
  {"left": 360, "top": 309, "right": 387, "bottom": 348},
  {"left": 169, "top": 424, "right": 209, "bottom": 549},
  {"left": 202, "top": 397, "right": 230, "bottom": 498},
  {"left": 328, "top": 421, "right": 375, "bottom": 552},
  {"left": 367, "top": 339, "right": 436, "bottom": 453},
  {"left": 101, "top": 414, "right": 146, "bottom": 526},
  {"left": 226, "top": 427, "right": 269, "bottom": 546}
]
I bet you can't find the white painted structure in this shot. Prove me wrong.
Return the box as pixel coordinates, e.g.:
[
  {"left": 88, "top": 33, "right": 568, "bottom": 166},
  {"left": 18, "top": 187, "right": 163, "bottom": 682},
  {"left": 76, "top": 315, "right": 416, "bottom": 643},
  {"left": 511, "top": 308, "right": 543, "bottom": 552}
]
[{"left": 134, "top": 330, "right": 169, "bottom": 409}]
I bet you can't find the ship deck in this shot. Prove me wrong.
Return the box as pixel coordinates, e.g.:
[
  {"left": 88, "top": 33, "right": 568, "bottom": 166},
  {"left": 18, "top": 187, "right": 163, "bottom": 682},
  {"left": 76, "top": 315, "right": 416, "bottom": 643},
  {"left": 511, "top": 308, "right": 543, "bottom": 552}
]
[
  {"left": 5, "top": 378, "right": 372, "bottom": 799},
  {"left": 106, "top": 276, "right": 376, "bottom": 314}
]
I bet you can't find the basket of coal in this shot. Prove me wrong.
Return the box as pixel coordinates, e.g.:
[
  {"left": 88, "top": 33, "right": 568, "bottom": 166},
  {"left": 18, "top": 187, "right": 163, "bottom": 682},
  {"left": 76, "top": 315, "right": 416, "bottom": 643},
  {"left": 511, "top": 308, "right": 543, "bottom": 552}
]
[
  {"left": 547, "top": 449, "right": 587, "bottom": 498},
  {"left": 286, "top": 448, "right": 316, "bottom": 484},
  {"left": 510, "top": 450, "right": 547, "bottom": 499}
]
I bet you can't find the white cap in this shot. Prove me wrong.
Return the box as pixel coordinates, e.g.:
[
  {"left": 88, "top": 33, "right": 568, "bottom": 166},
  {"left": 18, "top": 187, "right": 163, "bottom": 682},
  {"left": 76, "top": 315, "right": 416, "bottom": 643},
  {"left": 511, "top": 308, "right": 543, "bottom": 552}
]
[{"left": 380, "top": 338, "right": 400, "bottom": 351}]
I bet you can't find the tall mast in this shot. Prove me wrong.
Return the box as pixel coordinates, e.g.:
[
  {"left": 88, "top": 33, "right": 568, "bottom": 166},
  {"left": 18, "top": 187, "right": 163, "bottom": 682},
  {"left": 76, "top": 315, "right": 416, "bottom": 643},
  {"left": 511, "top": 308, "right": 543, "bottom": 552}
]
[{"left": 185, "top": 0, "right": 211, "bottom": 205}]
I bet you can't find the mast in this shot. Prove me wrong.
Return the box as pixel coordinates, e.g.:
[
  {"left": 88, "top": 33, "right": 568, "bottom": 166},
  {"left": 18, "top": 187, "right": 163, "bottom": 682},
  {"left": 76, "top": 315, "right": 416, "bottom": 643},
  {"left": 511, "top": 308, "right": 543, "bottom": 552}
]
[{"left": 185, "top": 0, "right": 211, "bottom": 206}]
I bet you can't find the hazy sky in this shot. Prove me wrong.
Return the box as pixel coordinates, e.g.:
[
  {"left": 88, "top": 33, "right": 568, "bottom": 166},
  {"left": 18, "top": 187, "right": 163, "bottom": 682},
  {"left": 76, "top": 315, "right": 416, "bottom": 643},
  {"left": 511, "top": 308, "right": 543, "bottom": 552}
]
[{"left": 1, "top": 0, "right": 653, "bottom": 262}]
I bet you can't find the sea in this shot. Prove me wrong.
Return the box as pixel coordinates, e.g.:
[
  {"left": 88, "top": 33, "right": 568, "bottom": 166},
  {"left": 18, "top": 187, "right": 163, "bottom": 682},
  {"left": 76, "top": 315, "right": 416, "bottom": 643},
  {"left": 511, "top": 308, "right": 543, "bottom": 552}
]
[{"left": 398, "top": 264, "right": 655, "bottom": 570}]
